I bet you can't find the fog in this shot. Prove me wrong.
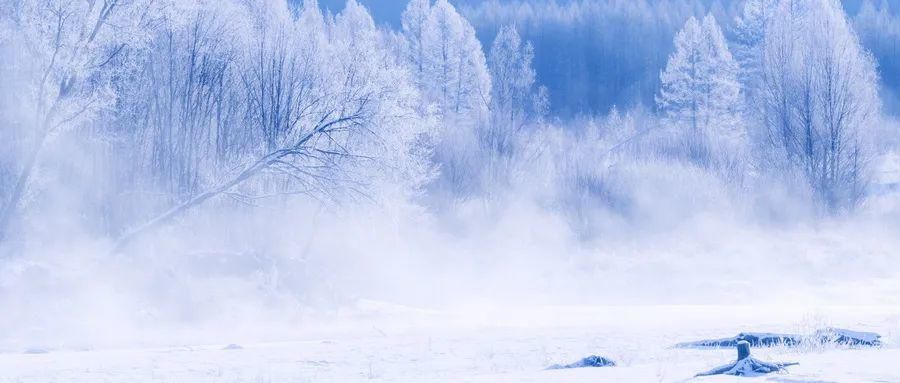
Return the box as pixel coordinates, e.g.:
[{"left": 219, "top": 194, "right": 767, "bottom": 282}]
[{"left": 1, "top": 0, "right": 900, "bottom": 356}]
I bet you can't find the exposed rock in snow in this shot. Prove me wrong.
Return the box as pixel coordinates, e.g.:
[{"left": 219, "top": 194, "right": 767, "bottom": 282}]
[
  {"left": 23, "top": 348, "right": 49, "bottom": 354},
  {"left": 547, "top": 355, "right": 616, "bottom": 369},
  {"left": 223, "top": 344, "right": 243, "bottom": 350}
]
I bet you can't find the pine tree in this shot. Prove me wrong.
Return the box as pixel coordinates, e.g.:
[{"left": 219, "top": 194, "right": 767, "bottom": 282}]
[
  {"left": 402, "top": 0, "right": 490, "bottom": 120},
  {"left": 733, "top": 0, "right": 779, "bottom": 95},
  {"left": 658, "top": 17, "right": 705, "bottom": 133},
  {"left": 657, "top": 14, "right": 742, "bottom": 164},
  {"left": 700, "top": 15, "right": 742, "bottom": 142},
  {"left": 482, "top": 25, "right": 548, "bottom": 188},
  {"left": 401, "top": 0, "right": 491, "bottom": 196},
  {"left": 401, "top": 0, "right": 431, "bottom": 88},
  {"left": 487, "top": 25, "right": 541, "bottom": 155}
]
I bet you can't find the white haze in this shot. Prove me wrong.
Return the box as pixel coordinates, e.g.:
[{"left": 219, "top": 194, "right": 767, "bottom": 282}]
[{"left": 0, "top": 0, "right": 899, "bottom": 357}]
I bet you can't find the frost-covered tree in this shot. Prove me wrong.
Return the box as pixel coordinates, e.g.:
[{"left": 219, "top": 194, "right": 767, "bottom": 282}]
[
  {"left": 0, "top": 0, "right": 438, "bottom": 246},
  {"left": 462, "top": 0, "right": 715, "bottom": 116},
  {"left": 487, "top": 25, "right": 547, "bottom": 140},
  {"left": 761, "top": 0, "right": 880, "bottom": 211},
  {"left": 401, "top": 0, "right": 431, "bottom": 89},
  {"left": 0, "top": 0, "right": 159, "bottom": 240},
  {"left": 118, "top": 2, "right": 249, "bottom": 203},
  {"left": 732, "top": 0, "right": 779, "bottom": 111},
  {"left": 401, "top": 0, "right": 491, "bottom": 196},
  {"left": 733, "top": 0, "right": 778, "bottom": 82},
  {"left": 422, "top": 0, "right": 490, "bottom": 119},
  {"left": 482, "top": 25, "right": 548, "bottom": 187},
  {"left": 656, "top": 15, "right": 742, "bottom": 166},
  {"left": 331, "top": 0, "right": 436, "bottom": 199},
  {"left": 107, "top": 0, "right": 433, "bottom": 248}
]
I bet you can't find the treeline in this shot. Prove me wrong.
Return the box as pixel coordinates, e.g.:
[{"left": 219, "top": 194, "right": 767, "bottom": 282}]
[
  {"left": 0, "top": 0, "right": 892, "bottom": 250},
  {"left": 0, "top": 0, "right": 549, "bottom": 245},
  {"left": 0, "top": 0, "right": 436, "bottom": 243},
  {"left": 461, "top": 0, "right": 900, "bottom": 117}
]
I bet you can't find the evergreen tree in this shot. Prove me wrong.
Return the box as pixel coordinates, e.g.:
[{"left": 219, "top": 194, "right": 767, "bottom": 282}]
[
  {"left": 487, "top": 25, "right": 544, "bottom": 156},
  {"left": 401, "top": 0, "right": 492, "bottom": 196},
  {"left": 657, "top": 14, "right": 742, "bottom": 165},
  {"left": 482, "top": 25, "right": 548, "bottom": 188},
  {"left": 401, "top": 0, "right": 431, "bottom": 88},
  {"left": 733, "top": 0, "right": 779, "bottom": 96}
]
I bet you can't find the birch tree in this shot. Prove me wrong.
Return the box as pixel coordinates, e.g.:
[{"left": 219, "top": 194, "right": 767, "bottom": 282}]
[
  {"left": 761, "top": 0, "right": 880, "bottom": 211},
  {"left": 114, "top": 0, "right": 433, "bottom": 250},
  {"left": 0, "top": 0, "right": 158, "bottom": 241}
]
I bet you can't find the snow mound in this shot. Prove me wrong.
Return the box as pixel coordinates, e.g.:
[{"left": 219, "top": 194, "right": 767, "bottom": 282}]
[
  {"left": 223, "top": 344, "right": 243, "bottom": 350},
  {"left": 546, "top": 355, "right": 616, "bottom": 369},
  {"left": 814, "top": 328, "right": 881, "bottom": 346}
]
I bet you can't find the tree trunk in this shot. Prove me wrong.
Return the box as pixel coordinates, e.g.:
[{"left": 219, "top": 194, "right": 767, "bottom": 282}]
[
  {"left": 111, "top": 154, "right": 269, "bottom": 253},
  {"left": 0, "top": 131, "right": 49, "bottom": 242},
  {"left": 737, "top": 340, "right": 751, "bottom": 360}
]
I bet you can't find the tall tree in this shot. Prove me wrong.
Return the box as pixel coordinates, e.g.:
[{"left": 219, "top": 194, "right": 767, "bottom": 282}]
[
  {"left": 401, "top": 0, "right": 491, "bottom": 196},
  {"left": 732, "top": 0, "right": 779, "bottom": 115},
  {"left": 401, "top": 0, "right": 431, "bottom": 90},
  {"left": 483, "top": 25, "right": 547, "bottom": 187},
  {"left": 761, "top": 0, "right": 880, "bottom": 211},
  {"left": 110, "top": 0, "right": 433, "bottom": 249},
  {"left": 657, "top": 14, "right": 742, "bottom": 165},
  {"left": 0, "top": 0, "right": 158, "bottom": 241},
  {"left": 423, "top": 0, "right": 491, "bottom": 119}
]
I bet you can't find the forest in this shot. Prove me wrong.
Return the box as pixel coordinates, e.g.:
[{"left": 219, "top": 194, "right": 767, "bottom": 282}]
[{"left": 1, "top": 0, "right": 900, "bottom": 369}]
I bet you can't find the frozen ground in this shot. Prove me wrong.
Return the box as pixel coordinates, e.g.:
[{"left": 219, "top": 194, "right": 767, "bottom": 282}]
[{"left": 1, "top": 304, "right": 899, "bottom": 382}]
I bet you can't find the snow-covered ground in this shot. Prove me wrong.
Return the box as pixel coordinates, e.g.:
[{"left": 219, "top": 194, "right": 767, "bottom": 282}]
[{"left": 2, "top": 304, "right": 898, "bottom": 382}]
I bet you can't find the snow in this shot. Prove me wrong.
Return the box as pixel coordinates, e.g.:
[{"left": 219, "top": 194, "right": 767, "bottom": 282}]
[
  {"left": 1, "top": 305, "right": 897, "bottom": 382},
  {"left": 813, "top": 328, "right": 882, "bottom": 346},
  {"left": 2, "top": 1, "right": 898, "bottom": 382}
]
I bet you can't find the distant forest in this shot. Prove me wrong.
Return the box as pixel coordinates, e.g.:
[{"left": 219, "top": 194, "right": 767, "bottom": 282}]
[{"left": 317, "top": 0, "right": 899, "bottom": 117}]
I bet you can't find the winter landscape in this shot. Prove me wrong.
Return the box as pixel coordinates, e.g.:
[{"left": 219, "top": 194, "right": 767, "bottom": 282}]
[{"left": 1, "top": 0, "right": 900, "bottom": 381}]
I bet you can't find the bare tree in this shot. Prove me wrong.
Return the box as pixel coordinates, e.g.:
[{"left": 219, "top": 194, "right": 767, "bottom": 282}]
[
  {"left": 112, "top": 0, "right": 433, "bottom": 251},
  {"left": 761, "top": 0, "right": 879, "bottom": 211},
  {"left": 0, "top": 0, "right": 155, "bottom": 241}
]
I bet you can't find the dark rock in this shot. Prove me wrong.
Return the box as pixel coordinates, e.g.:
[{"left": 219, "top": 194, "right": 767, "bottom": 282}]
[{"left": 547, "top": 355, "right": 616, "bottom": 370}]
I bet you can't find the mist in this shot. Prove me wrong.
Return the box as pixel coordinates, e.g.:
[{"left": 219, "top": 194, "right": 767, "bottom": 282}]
[{"left": 2, "top": 0, "right": 900, "bottom": 380}]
